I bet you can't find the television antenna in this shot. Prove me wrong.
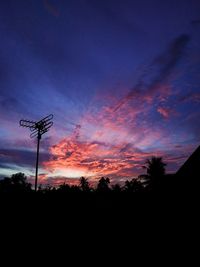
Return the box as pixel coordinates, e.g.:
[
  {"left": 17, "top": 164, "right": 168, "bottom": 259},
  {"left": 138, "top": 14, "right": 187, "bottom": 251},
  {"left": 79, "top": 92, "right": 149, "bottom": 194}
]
[{"left": 19, "top": 114, "right": 53, "bottom": 191}]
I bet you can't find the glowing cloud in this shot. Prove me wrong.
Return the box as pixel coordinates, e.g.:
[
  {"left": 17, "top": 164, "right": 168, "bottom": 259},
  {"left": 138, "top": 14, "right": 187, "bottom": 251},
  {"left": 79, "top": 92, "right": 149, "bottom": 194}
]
[{"left": 157, "top": 107, "right": 171, "bottom": 119}]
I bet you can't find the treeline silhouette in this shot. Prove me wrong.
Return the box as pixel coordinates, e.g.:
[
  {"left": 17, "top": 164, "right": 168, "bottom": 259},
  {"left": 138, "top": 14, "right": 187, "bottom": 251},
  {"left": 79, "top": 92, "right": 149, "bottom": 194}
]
[
  {"left": 0, "top": 157, "right": 177, "bottom": 194},
  {"left": 1, "top": 156, "right": 194, "bottom": 231}
]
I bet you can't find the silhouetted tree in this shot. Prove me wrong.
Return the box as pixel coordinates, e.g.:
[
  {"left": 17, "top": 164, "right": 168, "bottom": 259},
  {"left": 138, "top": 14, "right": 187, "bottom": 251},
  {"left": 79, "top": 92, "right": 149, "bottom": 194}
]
[
  {"left": 131, "top": 179, "right": 144, "bottom": 192},
  {"left": 57, "top": 183, "right": 71, "bottom": 193},
  {"left": 42, "top": 184, "right": 56, "bottom": 193},
  {"left": 124, "top": 180, "right": 133, "bottom": 192},
  {"left": 70, "top": 185, "right": 81, "bottom": 193},
  {"left": 123, "top": 178, "right": 143, "bottom": 192},
  {"left": 144, "top": 157, "right": 166, "bottom": 190},
  {"left": 0, "top": 173, "right": 32, "bottom": 193},
  {"left": 112, "top": 183, "right": 122, "bottom": 193},
  {"left": 96, "top": 177, "right": 110, "bottom": 192},
  {"left": 79, "top": 177, "right": 90, "bottom": 192}
]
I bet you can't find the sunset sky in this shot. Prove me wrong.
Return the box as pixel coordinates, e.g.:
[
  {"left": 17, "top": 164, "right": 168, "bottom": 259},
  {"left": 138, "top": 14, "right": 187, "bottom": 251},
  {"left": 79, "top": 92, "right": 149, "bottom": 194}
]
[{"left": 0, "top": 0, "right": 200, "bottom": 185}]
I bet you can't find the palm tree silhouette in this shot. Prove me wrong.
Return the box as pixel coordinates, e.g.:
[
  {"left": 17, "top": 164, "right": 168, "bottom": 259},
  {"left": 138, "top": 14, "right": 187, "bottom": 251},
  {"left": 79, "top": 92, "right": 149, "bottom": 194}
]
[
  {"left": 144, "top": 157, "right": 166, "bottom": 191},
  {"left": 79, "top": 177, "right": 90, "bottom": 192},
  {"left": 96, "top": 177, "right": 110, "bottom": 192}
]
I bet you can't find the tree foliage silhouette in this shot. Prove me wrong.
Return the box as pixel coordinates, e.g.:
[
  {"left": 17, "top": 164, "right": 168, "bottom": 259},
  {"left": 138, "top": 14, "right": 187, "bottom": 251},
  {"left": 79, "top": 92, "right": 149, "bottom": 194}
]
[
  {"left": 57, "top": 183, "right": 71, "bottom": 193},
  {"left": 96, "top": 177, "right": 110, "bottom": 192},
  {"left": 0, "top": 172, "right": 32, "bottom": 193},
  {"left": 144, "top": 157, "right": 166, "bottom": 190},
  {"left": 79, "top": 177, "right": 90, "bottom": 192},
  {"left": 0, "top": 156, "right": 168, "bottom": 195},
  {"left": 112, "top": 183, "right": 122, "bottom": 193},
  {"left": 124, "top": 178, "right": 143, "bottom": 192}
]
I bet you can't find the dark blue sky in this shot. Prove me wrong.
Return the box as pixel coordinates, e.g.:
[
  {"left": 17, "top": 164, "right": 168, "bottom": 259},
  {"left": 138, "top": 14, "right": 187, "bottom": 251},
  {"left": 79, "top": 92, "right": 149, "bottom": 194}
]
[{"left": 0, "top": 0, "right": 200, "bottom": 184}]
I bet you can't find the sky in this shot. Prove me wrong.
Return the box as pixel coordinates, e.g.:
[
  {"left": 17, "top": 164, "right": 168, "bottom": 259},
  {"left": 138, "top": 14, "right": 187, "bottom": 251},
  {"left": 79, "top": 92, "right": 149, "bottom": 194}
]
[{"left": 0, "top": 0, "right": 200, "bottom": 186}]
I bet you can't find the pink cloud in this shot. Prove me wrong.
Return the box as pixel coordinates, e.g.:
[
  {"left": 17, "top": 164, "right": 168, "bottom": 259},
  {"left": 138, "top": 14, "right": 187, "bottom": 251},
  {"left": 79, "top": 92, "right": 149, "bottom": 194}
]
[
  {"left": 157, "top": 107, "right": 171, "bottom": 119},
  {"left": 41, "top": 86, "right": 176, "bottom": 183},
  {"left": 157, "top": 106, "right": 178, "bottom": 119},
  {"left": 42, "top": 129, "right": 160, "bottom": 183},
  {"left": 40, "top": 79, "right": 189, "bottom": 185},
  {"left": 42, "top": 109, "right": 170, "bottom": 183}
]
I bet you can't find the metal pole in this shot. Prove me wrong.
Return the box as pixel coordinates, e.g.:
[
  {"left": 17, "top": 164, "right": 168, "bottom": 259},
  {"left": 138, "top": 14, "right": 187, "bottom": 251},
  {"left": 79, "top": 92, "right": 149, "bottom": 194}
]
[
  {"left": 19, "top": 115, "right": 53, "bottom": 191},
  {"left": 35, "top": 131, "right": 41, "bottom": 191}
]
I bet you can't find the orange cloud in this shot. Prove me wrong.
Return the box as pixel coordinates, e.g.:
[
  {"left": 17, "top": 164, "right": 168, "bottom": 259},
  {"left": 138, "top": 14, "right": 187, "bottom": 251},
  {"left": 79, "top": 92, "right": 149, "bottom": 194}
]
[{"left": 42, "top": 82, "right": 181, "bottom": 184}]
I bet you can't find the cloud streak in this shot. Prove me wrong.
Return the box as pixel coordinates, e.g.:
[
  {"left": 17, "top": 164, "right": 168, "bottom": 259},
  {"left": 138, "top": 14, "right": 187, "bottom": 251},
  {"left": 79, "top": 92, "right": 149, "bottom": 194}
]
[
  {"left": 179, "top": 92, "right": 200, "bottom": 103},
  {"left": 114, "top": 34, "right": 190, "bottom": 111},
  {"left": 0, "top": 148, "right": 50, "bottom": 174}
]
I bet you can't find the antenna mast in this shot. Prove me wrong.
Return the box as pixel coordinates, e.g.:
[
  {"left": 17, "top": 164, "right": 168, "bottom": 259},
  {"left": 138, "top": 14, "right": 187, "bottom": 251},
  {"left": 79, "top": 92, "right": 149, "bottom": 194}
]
[{"left": 19, "top": 114, "right": 53, "bottom": 191}]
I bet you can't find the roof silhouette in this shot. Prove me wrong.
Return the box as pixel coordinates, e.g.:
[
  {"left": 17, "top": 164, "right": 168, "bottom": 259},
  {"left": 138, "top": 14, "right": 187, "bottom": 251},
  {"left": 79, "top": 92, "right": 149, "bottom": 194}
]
[{"left": 176, "top": 145, "right": 200, "bottom": 179}]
